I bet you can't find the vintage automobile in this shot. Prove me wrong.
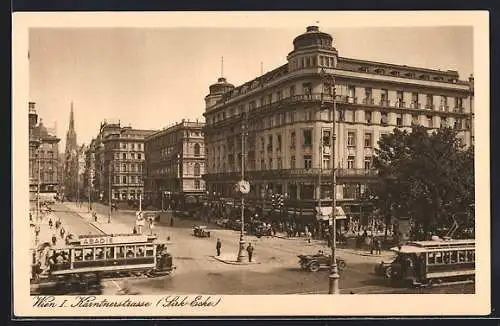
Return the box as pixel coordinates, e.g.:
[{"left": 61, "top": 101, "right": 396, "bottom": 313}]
[
  {"left": 193, "top": 225, "right": 211, "bottom": 238},
  {"left": 298, "top": 252, "right": 347, "bottom": 272},
  {"left": 255, "top": 225, "right": 273, "bottom": 238}
]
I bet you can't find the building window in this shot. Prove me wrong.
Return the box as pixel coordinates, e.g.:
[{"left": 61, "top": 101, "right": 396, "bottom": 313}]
[
  {"left": 381, "top": 112, "right": 388, "bottom": 126},
  {"left": 396, "top": 114, "right": 403, "bottom": 127},
  {"left": 131, "top": 143, "right": 135, "bottom": 149},
  {"left": 115, "top": 176, "right": 120, "bottom": 184},
  {"left": 364, "top": 133, "right": 372, "bottom": 148},
  {"left": 412, "top": 114, "right": 419, "bottom": 125},
  {"left": 304, "top": 155, "right": 312, "bottom": 169},
  {"left": 290, "top": 85, "right": 296, "bottom": 97},
  {"left": 427, "top": 115, "right": 433, "bottom": 128},
  {"left": 122, "top": 164, "right": 126, "bottom": 172},
  {"left": 380, "top": 89, "right": 388, "bottom": 105},
  {"left": 131, "top": 176, "right": 136, "bottom": 184},
  {"left": 267, "top": 135, "right": 273, "bottom": 152},
  {"left": 364, "top": 88, "right": 372, "bottom": 104},
  {"left": 290, "top": 131, "right": 296, "bottom": 148},
  {"left": 347, "top": 131, "right": 356, "bottom": 147},
  {"left": 277, "top": 158, "right": 283, "bottom": 169},
  {"left": 269, "top": 158, "right": 273, "bottom": 169},
  {"left": 122, "top": 153, "right": 127, "bottom": 160},
  {"left": 303, "top": 83, "right": 312, "bottom": 95},
  {"left": 455, "top": 97, "right": 463, "bottom": 111},
  {"left": 426, "top": 94, "right": 433, "bottom": 109},
  {"left": 347, "top": 156, "right": 355, "bottom": 169},
  {"left": 267, "top": 94, "right": 273, "bottom": 104},
  {"left": 138, "top": 153, "right": 142, "bottom": 160},
  {"left": 303, "top": 129, "right": 312, "bottom": 147},
  {"left": 322, "top": 155, "right": 330, "bottom": 169},
  {"left": 194, "top": 179, "right": 200, "bottom": 189},
  {"left": 131, "top": 153, "right": 135, "bottom": 160},
  {"left": 277, "top": 134, "right": 282, "bottom": 151},
  {"left": 291, "top": 155, "right": 296, "bottom": 169},
  {"left": 322, "top": 129, "right": 331, "bottom": 147},
  {"left": 441, "top": 117, "right": 447, "bottom": 128},
  {"left": 412, "top": 92, "right": 419, "bottom": 107},
  {"left": 289, "top": 111, "right": 295, "bottom": 123},
  {"left": 194, "top": 163, "right": 201, "bottom": 176},
  {"left": 365, "top": 111, "right": 372, "bottom": 124},
  {"left": 194, "top": 143, "right": 201, "bottom": 157},
  {"left": 396, "top": 91, "right": 404, "bottom": 106},
  {"left": 343, "top": 183, "right": 360, "bottom": 199},
  {"left": 364, "top": 156, "right": 372, "bottom": 170},
  {"left": 277, "top": 90, "right": 283, "bottom": 101},
  {"left": 260, "top": 137, "right": 265, "bottom": 151},
  {"left": 122, "top": 176, "right": 127, "bottom": 184},
  {"left": 348, "top": 86, "right": 355, "bottom": 101}
]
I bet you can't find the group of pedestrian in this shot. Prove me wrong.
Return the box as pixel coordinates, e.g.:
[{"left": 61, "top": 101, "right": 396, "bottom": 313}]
[{"left": 215, "top": 238, "right": 255, "bottom": 262}]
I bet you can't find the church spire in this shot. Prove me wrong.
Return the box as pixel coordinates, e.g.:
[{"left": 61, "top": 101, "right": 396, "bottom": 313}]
[{"left": 69, "top": 101, "right": 75, "bottom": 131}]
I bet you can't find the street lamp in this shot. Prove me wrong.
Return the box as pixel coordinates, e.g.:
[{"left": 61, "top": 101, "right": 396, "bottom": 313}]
[
  {"left": 236, "top": 112, "right": 249, "bottom": 262},
  {"left": 320, "top": 68, "right": 340, "bottom": 294}
]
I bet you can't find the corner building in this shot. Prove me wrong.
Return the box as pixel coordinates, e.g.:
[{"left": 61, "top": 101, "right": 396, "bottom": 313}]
[
  {"left": 143, "top": 120, "right": 206, "bottom": 209},
  {"left": 202, "top": 26, "right": 474, "bottom": 224}
]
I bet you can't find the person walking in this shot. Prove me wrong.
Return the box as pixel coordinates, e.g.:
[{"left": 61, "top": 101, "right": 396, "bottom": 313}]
[
  {"left": 51, "top": 234, "right": 57, "bottom": 246},
  {"left": 216, "top": 238, "right": 222, "bottom": 256},
  {"left": 59, "top": 226, "right": 66, "bottom": 239},
  {"left": 48, "top": 218, "right": 53, "bottom": 229},
  {"left": 246, "top": 243, "right": 254, "bottom": 262},
  {"left": 375, "top": 237, "right": 382, "bottom": 255}
]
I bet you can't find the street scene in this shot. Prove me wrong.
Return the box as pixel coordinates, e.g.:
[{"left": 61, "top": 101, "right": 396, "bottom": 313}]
[{"left": 27, "top": 24, "right": 475, "bottom": 296}]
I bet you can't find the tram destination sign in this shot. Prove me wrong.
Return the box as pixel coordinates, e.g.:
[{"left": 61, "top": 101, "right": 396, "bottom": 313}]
[{"left": 79, "top": 235, "right": 150, "bottom": 246}]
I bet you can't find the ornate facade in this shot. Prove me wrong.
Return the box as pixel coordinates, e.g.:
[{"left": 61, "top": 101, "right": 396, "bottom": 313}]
[
  {"left": 202, "top": 26, "right": 474, "bottom": 222},
  {"left": 85, "top": 121, "right": 155, "bottom": 203},
  {"left": 29, "top": 102, "right": 61, "bottom": 200},
  {"left": 143, "top": 120, "right": 206, "bottom": 208}
]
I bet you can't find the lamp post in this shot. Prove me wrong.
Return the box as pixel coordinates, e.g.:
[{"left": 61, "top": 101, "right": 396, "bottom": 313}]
[
  {"left": 320, "top": 68, "right": 340, "bottom": 294},
  {"left": 236, "top": 112, "right": 248, "bottom": 262}
]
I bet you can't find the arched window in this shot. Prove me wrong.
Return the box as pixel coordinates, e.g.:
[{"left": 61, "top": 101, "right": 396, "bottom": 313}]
[
  {"left": 194, "top": 143, "right": 201, "bottom": 157},
  {"left": 194, "top": 163, "right": 201, "bottom": 176}
]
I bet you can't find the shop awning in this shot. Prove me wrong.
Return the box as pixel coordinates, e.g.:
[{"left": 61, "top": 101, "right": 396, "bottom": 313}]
[{"left": 316, "top": 206, "right": 347, "bottom": 221}]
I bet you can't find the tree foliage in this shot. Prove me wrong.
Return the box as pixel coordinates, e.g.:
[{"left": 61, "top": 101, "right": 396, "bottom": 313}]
[{"left": 373, "top": 126, "right": 474, "bottom": 238}]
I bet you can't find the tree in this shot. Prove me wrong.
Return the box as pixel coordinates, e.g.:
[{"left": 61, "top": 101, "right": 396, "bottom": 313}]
[{"left": 373, "top": 125, "right": 474, "bottom": 239}]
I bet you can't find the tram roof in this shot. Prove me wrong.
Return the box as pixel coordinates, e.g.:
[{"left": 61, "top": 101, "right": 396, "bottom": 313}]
[{"left": 391, "top": 238, "right": 475, "bottom": 254}]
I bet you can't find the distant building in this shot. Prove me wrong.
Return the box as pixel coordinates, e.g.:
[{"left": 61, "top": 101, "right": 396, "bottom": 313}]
[
  {"left": 28, "top": 101, "right": 61, "bottom": 200},
  {"left": 143, "top": 119, "right": 206, "bottom": 209},
  {"left": 202, "top": 26, "right": 474, "bottom": 224},
  {"left": 85, "top": 120, "right": 156, "bottom": 203}
]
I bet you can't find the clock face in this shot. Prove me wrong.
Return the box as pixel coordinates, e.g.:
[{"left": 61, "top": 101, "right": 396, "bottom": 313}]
[{"left": 239, "top": 180, "right": 250, "bottom": 194}]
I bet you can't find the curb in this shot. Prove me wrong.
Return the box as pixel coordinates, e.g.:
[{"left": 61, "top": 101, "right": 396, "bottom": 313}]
[
  {"left": 338, "top": 249, "right": 392, "bottom": 258},
  {"left": 211, "top": 256, "right": 261, "bottom": 265}
]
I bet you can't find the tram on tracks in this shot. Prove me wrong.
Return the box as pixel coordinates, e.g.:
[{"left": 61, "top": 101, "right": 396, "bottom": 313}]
[
  {"left": 375, "top": 238, "right": 475, "bottom": 287},
  {"left": 30, "top": 233, "right": 175, "bottom": 294}
]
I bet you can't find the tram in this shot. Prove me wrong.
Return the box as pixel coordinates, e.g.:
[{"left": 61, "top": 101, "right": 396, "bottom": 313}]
[
  {"left": 375, "top": 238, "right": 475, "bottom": 287},
  {"left": 31, "top": 233, "right": 175, "bottom": 293}
]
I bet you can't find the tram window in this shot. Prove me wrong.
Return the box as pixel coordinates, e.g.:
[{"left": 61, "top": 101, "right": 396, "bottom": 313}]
[
  {"left": 74, "top": 249, "right": 83, "bottom": 261},
  {"left": 105, "top": 247, "right": 115, "bottom": 259},
  {"left": 95, "top": 247, "right": 105, "bottom": 260},
  {"left": 458, "top": 251, "right": 466, "bottom": 262},
  {"left": 126, "top": 246, "right": 135, "bottom": 258},
  {"left": 435, "top": 252, "right": 443, "bottom": 264},
  {"left": 466, "top": 250, "right": 474, "bottom": 262},
  {"left": 116, "top": 246, "right": 125, "bottom": 258},
  {"left": 83, "top": 248, "right": 94, "bottom": 261},
  {"left": 145, "top": 245, "right": 154, "bottom": 256},
  {"left": 427, "top": 252, "right": 436, "bottom": 264},
  {"left": 450, "top": 251, "right": 458, "bottom": 263},
  {"left": 443, "top": 251, "right": 451, "bottom": 264},
  {"left": 135, "top": 246, "right": 145, "bottom": 257}
]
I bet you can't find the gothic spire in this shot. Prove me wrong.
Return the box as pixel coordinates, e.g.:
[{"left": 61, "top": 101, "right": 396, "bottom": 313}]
[{"left": 69, "top": 101, "right": 75, "bottom": 131}]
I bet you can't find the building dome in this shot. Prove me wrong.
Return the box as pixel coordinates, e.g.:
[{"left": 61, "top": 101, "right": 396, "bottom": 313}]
[
  {"left": 293, "top": 26, "right": 334, "bottom": 51},
  {"left": 208, "top": 77, "right": 234, "bottom": 95}
]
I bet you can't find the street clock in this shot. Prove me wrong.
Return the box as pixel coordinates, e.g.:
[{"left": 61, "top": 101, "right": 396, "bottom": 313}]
[{"left": 236, "top": 180, "right": 250, "bottom": 194}]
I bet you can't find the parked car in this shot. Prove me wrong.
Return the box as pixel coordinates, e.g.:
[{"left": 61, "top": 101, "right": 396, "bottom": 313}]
[
  {"left": 193, "top": 225, "right": 211, "bottom": 238},
  {"left": 298, "top": 251, "right": 347, "bottom": 272}
]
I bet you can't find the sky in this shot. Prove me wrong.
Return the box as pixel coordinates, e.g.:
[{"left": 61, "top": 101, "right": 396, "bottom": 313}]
[{"left": 29, "top": 26, "right": 473, "bottom": 150}]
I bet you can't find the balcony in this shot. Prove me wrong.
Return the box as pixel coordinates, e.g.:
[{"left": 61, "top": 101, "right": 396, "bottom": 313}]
[
  {"left": 362, "top": 98, "right": 375, "bottom": 105},
  {"left": 203, "top": 168, "right": 379, "bottom": 181}
]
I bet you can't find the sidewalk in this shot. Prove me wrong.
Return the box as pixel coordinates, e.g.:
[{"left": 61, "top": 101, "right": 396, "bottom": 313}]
[
  {"left": 212, "top": 253, "right": 260, "bottom": 265},
  {"left": 30, "top": 213, "right": 74, "bottom": 249}
]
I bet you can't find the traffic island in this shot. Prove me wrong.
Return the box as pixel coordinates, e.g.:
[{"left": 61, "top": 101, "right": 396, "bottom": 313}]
[{"left": 212, "top": 254, "right": 261, "bottom": 265}]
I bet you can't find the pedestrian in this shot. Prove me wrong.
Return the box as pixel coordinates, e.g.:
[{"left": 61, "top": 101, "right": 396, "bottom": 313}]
[
  {"left": 60, "top": 226, "right": 66, "bottom": 239},
  {"left": 51, "top": 234, "right": 57, "bottom": 246},
  {"left": 375, "top": 237, "right": 382, "bottom": 255},
  {"left": 34, "top": 224, "right": 40, "bottom": 237},
  {"left": 246, "top": 243, "right": 254, "bottom": 262},
  {"left": 170, "top": 217, "right": 174, "bottom": 227},
  {"left": 149, "top": 219, "right": 155, "bottom": 235},
  {"left": 48, "top": 218, "right": 53, "bottom": 229},
  {"left": 133, "top": 226, "right": 138, "bottom": 234},
  {"left": 216, "top": 238, "right": 222, "bottom": 256}
]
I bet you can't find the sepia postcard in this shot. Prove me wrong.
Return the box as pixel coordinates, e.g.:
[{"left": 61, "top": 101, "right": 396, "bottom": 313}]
[{"left": 12, "top": 11, "right": 490, "bottom": 317}]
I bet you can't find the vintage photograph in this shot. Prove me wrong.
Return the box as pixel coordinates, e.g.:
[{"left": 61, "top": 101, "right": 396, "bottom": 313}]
[{"left": 13, "top": 11, "right": 490, "bottom": 316}]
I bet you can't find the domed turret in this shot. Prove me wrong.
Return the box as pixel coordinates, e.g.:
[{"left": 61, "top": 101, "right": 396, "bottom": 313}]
[
  {"left": 287, "top": 26, "right": 338, "bottom": 72},
  {"left": 293, "top": 26, "right": 334, "bottom": 51},
  {"left": 205, "top": 77, "right": 234, "bottom": 109}
]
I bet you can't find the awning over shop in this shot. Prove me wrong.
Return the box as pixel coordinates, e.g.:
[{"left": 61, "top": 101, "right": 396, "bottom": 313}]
[{"left": 315, "top": 206, "right": 347, "bottom": 221}]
